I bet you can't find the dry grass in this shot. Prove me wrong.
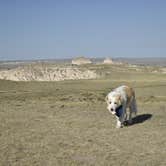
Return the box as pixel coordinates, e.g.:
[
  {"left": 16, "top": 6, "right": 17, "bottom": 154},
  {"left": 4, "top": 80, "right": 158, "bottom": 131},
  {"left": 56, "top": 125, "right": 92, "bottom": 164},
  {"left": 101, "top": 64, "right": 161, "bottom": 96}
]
[{"left": 0, "top": 64, "right": 166, "bottom": 166}]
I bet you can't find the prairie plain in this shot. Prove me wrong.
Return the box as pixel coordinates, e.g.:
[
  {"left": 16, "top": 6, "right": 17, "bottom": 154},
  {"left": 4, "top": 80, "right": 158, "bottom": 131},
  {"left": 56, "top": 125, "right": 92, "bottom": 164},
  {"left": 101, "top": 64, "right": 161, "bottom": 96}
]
[{"left": 0, "top": 62, "right": 166, "bottom": 166}]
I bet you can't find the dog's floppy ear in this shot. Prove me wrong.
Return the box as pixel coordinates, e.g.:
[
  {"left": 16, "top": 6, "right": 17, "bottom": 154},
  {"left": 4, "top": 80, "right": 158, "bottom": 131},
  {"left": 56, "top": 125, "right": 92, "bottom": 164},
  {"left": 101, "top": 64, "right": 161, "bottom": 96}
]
[{"left": 105, "top": 95, "right": 108, "bottom": 103}]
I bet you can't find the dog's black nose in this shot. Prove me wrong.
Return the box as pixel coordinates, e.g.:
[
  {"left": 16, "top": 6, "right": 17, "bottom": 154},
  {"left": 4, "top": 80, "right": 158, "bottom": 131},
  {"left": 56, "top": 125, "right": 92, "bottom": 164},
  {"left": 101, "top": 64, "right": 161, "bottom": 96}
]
[{"left": 111, "top": 108, "right": 114, "bottom": 111}]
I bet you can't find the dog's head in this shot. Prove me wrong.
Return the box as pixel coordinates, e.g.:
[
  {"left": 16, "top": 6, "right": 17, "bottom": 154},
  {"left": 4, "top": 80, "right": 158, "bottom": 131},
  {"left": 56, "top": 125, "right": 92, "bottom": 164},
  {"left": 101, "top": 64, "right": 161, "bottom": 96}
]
[{"left": 105, "top": 92, "right": 122, "bottom": 115}]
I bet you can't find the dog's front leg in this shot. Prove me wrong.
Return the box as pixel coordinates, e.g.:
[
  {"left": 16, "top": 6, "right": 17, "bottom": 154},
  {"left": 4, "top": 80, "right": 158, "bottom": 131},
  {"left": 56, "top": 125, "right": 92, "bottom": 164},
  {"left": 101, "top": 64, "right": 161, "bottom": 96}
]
[
  {"left": 119, "top": 103, "right": 127, "bottom": 126},
  {"left": 116, "top": 117, "right": 122, "bottom": 128}
]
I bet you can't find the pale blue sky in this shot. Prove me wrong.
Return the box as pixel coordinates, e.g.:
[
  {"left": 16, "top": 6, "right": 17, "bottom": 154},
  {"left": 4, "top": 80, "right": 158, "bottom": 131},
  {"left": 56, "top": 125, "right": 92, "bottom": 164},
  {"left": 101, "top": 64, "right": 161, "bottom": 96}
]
[{"left": 0, "top": 0, "right": 166, "bottom": 60}]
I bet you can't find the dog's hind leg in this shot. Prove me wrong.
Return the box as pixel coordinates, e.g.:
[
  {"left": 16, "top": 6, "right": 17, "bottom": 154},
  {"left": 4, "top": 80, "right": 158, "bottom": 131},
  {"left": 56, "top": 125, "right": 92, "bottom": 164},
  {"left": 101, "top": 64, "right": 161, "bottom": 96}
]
[
  {"left": 131, "top": 97, "right": 137, "bottom": 116},
  {"left": 128, "top": 108, "right": 133, "bottom": 124},
  {"left": 129, "top": 97, "right": 137, "bottom": 124}
]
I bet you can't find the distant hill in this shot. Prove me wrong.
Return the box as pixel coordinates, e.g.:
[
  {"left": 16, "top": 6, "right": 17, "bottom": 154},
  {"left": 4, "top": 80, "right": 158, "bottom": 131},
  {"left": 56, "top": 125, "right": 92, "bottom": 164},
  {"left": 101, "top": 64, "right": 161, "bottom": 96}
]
[
  {"left": 114, "top": 58, "right": 166, "bottom": 66},
  {"left": 0, "top": 57, "right": 165, "bottom": 68}
]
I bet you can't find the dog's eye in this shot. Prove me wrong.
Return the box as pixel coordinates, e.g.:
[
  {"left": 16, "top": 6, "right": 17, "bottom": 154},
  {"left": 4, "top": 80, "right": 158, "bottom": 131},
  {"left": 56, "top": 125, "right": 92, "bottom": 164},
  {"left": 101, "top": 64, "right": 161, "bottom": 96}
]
[
  {"left": 109, "top": 101, "right": 112, "bottom": 104},
  {"left": 114, "top": 102, "right": 117, "bottom": 105}
]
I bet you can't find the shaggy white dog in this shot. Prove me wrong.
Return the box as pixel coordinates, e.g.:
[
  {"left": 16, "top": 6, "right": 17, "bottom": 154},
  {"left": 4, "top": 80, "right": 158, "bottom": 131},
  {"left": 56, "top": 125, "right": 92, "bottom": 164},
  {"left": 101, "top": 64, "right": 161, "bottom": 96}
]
[{"left": 105, "top": 85, "right": 137, "bottom": 128}]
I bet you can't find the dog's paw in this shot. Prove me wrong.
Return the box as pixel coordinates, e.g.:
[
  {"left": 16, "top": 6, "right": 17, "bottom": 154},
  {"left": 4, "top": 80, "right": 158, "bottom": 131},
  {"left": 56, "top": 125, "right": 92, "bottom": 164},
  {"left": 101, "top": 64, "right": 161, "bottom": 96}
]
[
  {"left": 116, "top": 124, "right": 123, "bottom": 128},
  {"left": 123, "top": 121, "right": 128, "bottom": 126}
]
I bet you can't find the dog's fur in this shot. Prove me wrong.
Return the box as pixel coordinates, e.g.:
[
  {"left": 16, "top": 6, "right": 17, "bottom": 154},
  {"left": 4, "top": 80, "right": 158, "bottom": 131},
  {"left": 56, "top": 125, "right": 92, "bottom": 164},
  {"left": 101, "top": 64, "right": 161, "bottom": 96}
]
[{"left": 105, "top": 85, "right": 137, "bottom": 128}]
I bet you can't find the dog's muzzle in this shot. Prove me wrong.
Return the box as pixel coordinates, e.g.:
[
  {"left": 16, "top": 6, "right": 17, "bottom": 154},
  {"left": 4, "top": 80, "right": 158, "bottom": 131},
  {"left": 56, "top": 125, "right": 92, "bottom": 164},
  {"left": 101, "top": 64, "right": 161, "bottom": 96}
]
[{"left": 109, "top": 108, "right": 116, "bottom": 115}]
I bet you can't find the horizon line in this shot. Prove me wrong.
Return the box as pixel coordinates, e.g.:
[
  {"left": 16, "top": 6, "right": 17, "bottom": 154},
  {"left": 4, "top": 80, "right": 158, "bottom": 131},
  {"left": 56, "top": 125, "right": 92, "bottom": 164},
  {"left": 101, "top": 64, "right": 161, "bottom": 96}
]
[{"left": 0, "top": 56, "right": 166, "bottom": 62}]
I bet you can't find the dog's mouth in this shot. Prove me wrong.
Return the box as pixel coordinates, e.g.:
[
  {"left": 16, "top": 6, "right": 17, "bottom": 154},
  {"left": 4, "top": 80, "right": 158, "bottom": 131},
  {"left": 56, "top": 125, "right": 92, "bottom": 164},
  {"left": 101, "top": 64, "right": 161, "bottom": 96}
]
[{"left": 115, "top": 105, "right": 123, "bottom": 117}]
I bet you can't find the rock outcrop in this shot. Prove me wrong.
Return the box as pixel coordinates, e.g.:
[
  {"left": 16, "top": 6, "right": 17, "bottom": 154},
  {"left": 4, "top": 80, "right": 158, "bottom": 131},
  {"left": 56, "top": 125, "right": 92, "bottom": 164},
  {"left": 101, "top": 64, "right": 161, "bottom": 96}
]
[
  {"left": 103, "top": 58, "right": 113, "bottom": 64},
  {"left": 0, "top": 64, "right": 97, "bottom": 81},
  {"left": 72, "top": 57, "right": 92, "bottom": 65}
]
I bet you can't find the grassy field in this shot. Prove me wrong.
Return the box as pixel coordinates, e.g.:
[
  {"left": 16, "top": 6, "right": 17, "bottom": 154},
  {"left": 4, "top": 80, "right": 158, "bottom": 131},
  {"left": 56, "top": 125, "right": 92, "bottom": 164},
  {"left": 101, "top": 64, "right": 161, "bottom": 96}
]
[{"left": 0, "top": 64, "right": 166, "bottom": 166}]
